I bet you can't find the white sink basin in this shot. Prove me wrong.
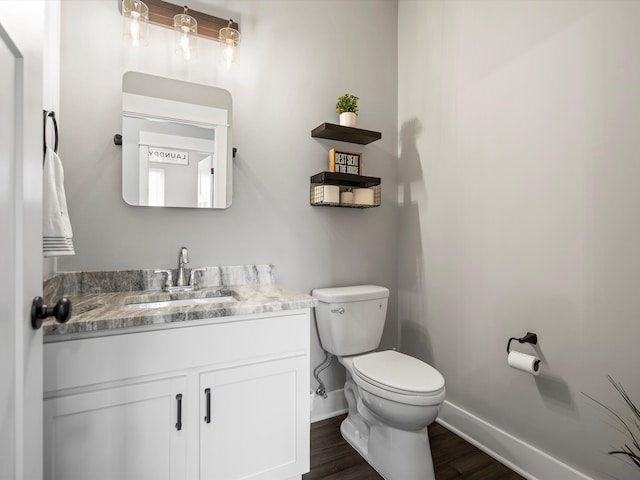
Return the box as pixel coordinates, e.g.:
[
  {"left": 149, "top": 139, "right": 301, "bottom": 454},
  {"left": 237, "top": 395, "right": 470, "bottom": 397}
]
[{"left": 125, "top": 296, "right": 237, "bottom": 310}]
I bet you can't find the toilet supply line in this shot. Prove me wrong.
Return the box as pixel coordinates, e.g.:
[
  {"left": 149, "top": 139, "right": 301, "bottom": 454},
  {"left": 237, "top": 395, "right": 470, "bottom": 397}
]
[{"left": 313, "top": 350, "right": 333, "bottom": 398}]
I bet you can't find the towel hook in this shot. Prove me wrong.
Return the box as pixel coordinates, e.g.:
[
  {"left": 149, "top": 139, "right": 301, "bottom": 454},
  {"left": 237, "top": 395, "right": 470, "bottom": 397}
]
[{"left": 43, "top": 110, "right": 59, "bottom": 164}]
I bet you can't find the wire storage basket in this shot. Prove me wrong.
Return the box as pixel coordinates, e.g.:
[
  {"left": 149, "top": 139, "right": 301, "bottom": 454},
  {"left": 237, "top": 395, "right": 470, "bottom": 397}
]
[{"left": 309, "top": 172, "right": 381, "bottom": 208}]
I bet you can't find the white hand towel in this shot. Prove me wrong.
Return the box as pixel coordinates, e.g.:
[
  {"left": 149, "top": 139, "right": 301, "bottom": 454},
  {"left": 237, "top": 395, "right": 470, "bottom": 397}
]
[{"left": 43, "top": 148, "right": 75, "bottom": 256}]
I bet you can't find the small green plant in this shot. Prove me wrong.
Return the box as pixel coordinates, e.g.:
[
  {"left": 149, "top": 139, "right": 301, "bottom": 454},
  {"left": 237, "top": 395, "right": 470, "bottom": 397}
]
[
  {"left": 584, "top": 376, "right": 640, "bottom": 470},
  {"left": 336, "top": 94, "right": 359, "bottom": 115}
]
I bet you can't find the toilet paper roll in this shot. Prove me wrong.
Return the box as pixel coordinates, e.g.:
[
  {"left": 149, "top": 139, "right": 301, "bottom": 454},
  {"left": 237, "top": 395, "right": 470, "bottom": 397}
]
[
  {"left": 353, "top": 188, "right": 374, "bottom": 205},
  {"left": 322, "top": 185, "right": 340, "bottom": 203},
  {"left": 507, "top": 351, "right": 541, "bottom": 376}
]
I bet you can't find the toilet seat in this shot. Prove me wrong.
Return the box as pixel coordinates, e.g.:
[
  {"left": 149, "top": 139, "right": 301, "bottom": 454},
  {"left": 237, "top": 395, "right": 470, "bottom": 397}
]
[{"left": 349, "top": 350, "right": 446, "bottom": 406}]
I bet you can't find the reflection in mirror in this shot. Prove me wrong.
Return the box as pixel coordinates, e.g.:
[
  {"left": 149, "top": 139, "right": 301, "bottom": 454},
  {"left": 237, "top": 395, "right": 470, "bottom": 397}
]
[{"left": 121, "top": 72, "right": 232, "bottom": 208}]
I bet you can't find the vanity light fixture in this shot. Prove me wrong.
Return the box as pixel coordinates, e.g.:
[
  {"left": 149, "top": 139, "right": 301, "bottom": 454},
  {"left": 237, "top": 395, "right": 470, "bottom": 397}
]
[
  {"left": 120, "top": 0, "right": 240, "bottom": 65},
  {"left": 122, "top": 0, "right": 149, "bottom": 47},
  {"left": 219, "top": 20, "right": 240, "bottom": 69},
  {"left": 174, "top": 6, "right": 197, "bottom": 60}
]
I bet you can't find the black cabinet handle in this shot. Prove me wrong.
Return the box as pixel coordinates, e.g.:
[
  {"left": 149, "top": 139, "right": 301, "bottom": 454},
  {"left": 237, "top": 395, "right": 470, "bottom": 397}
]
[
  {"left": 204, "top": 388, "right": 211, "bottom": 424},
  {"left": 31, "top": 296, "right": 72, "bottom": 330},
  {"left": 175, "top": 394, "right": 183, "bottom": 431}
]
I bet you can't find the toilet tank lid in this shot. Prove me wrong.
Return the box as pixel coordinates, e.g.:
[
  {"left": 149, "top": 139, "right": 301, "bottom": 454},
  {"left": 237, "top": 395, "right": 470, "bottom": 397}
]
[{"left": 312, "top": 285, "right": 389, "bottom": 303}]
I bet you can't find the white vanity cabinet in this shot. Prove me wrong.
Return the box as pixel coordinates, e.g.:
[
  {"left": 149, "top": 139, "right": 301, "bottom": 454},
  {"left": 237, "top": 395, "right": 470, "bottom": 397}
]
[{"left": 43, "top": 310, "right": 311, "bottom": 480}]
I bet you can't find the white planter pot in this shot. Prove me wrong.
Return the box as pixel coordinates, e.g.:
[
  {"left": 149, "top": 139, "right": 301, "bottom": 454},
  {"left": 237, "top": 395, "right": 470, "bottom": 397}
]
[
  {"left": 340, "top": 191, "right": 354, "bottom": 205},
  {"left": 339, "top": 112, "right": 357, "bottom": 127}
]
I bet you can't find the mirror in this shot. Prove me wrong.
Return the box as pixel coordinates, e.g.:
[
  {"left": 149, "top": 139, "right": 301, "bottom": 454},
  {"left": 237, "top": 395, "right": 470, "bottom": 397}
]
[{"left": 121, "top": 72, "right": 232, "bottom": 209}]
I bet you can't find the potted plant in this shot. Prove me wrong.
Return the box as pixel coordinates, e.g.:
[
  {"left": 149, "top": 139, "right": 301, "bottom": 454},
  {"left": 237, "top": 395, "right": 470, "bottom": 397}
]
[
  {"left": 584, "top": 376, "right": 640, "bottom": 471},
  {"left": 336, "top": 93, "right": 359, "bottom": 127}
]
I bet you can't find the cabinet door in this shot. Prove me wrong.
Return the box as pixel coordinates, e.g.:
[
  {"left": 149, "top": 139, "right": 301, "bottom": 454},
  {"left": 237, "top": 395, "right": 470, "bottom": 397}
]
[
  {"left": 44, "top": 376, "right": 187, "bottom": 480},
  {"left": 200, "top": 356, "right": 309, "bottom": 480}
]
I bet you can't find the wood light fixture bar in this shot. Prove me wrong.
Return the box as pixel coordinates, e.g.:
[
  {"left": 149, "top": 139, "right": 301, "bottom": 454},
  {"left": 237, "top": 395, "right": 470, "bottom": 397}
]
[{"left": 145, "top": 0, "right": 239, "bottom": 42}]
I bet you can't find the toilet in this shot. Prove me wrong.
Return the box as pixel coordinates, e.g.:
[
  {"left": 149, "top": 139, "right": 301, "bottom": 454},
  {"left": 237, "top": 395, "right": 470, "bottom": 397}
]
[{"left": 312, "top": 285, "right": 445, "bottom": 480}]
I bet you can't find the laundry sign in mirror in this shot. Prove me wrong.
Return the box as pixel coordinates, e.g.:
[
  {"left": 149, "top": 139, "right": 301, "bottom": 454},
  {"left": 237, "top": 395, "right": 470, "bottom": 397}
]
[
  {"left": 121, "top": 72, "right": 233, "bottom": 209},
  {"left": 148, "top": 147, "right": 189, "bottom": 165}
]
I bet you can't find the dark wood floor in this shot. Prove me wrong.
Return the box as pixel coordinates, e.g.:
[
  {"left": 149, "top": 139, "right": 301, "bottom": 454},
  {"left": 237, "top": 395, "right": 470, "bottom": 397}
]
[{"left": 303, "top": 414, "right": 525, "bottom": 480}]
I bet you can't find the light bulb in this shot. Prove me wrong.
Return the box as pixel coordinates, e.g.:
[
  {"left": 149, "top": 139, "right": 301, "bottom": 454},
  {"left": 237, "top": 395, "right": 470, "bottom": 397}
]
[
  {"left": 223, "top": 43, "right": 234, "bottom": 69},
  {"left": 179, "top": 30, "right": 191, "bottom": 59},
  {"left": 122, "top": 0, "right": 148, "bottom": 47},
  {"left": 130, "top": 12, "right": 140, "bottom": 46}
]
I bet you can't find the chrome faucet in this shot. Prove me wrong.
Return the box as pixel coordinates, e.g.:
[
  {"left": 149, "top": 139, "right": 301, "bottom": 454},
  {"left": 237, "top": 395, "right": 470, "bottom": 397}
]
[
  {"left": 154, "top": 247, "right": 206, "bottom": 292},
  {"left": 176, "top": 246, "right": 189, "bottom": 287}
]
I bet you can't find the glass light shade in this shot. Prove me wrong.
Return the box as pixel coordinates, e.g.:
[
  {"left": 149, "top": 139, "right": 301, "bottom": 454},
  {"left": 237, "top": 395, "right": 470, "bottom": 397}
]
[
  {"left": 174, "top": 13, "right": 197, "bottom": 60},
  {"left": 122, "top": 0, "right": 149, "bottom": 47},
  {"left": 218, "top": 26, "right": 240, "bottom": 69}
]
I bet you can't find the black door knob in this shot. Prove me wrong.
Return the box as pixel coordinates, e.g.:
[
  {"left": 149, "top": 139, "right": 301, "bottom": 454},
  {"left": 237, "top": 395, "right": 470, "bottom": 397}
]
[{"left": 31, "top": 296, "right": 72, "bottom": 330}]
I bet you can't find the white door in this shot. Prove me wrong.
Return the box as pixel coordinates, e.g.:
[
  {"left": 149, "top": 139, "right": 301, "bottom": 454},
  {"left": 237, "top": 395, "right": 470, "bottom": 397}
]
[
  {"left": 0, "top": 3, "right": 45, "bottom": 480},
  {"left": 199, "top": 356, "right": 308, "bottom": 480},
  {"left": 44, "top": 376, "right": 188, "bottom": 480}
]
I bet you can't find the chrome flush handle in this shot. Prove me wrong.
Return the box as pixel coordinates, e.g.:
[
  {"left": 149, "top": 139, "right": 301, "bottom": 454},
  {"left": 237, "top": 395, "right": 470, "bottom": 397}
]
[{"left": 331, "top": 307, "right": 345, "bottom": 314}]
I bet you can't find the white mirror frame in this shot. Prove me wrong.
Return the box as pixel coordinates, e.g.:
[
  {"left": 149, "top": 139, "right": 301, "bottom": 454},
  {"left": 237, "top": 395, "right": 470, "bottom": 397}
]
[{"left": 121, "top": 72, "right": 233, "bottom": 209}]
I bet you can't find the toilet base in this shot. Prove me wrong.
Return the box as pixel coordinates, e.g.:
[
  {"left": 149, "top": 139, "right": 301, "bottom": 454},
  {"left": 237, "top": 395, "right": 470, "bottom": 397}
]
[
  {"left": 341, "top": 379, "right": 436, "bottom": 480},
  {"left": 340, "top": 414, "right": 435, "bottom": 480}
]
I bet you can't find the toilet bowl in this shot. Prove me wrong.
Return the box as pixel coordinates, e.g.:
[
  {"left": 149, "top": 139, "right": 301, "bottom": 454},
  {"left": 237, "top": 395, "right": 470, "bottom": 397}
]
[
  {"left": 344, "top": 350, "right": 445, "bottom": 429},
  {"left": 312, "top": 285, "right": 446, "bottom": 480},
  {"left": 339, "top": 351, "right": 445, "bottom": 480}
]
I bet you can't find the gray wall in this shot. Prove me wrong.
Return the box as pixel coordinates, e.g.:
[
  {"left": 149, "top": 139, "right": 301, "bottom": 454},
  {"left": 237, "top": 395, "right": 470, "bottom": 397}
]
[
  {"left": 57, "top": 0, "right": 398, "bottom": 393},
  {"left": 398, "top": 1, "right": 640, "bottom": 478}
]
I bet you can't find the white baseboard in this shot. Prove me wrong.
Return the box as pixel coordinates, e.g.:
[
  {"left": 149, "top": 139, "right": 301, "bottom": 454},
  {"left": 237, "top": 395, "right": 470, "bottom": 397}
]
[
  {"left": 437, "top": 401, "right": 593, "bottom": 480},
  {"left": 310, "top": 388, "right": 347, "bottom": 423}
]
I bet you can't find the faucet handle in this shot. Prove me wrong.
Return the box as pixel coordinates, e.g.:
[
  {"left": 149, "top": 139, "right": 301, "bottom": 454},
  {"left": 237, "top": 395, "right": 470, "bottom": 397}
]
[
  {"left": 154, "top": 269, "right": 173, "bottom": 290},
  {"left": 189, "top": 268, "right": 206, "bottom": 290}
]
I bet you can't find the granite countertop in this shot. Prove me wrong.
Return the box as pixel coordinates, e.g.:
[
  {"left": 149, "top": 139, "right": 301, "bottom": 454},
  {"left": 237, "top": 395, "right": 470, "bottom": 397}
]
[{"left": 42, "top": 265, "right": 316, "bottom": 338}]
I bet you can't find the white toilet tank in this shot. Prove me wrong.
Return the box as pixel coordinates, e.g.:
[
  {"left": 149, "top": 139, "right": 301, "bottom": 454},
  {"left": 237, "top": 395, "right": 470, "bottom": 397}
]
[{"left": 312, "top": 285, "right": 389, "bottom": 356}]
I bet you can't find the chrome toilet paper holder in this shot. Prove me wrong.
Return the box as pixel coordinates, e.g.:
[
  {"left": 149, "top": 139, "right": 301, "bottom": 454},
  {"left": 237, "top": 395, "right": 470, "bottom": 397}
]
[{"left": 506, "top": 332, "right": 538, "bottom": 353}]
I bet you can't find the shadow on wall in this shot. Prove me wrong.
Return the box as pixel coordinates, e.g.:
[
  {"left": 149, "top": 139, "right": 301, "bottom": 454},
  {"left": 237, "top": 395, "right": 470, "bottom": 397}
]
[
  {"left": 397, "top": 117, "right": 434, "bottom": 365},
  {"left": 511, "top": 337, "right": 577, "bottom": 417},
  {"left": 532, "top": 339, "right": 577, "bottom": 418},
  {"left": 535, "top": 372, "right": 577, "bottom": 417},
  {"left": 401, "top": 321, "right": 435, "bottom": 366}
]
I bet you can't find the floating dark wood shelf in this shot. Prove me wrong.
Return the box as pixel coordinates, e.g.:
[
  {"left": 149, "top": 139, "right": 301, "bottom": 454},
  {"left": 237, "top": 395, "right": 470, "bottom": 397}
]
[
  {"left": 310, "top": 171, "right": 380, "bottom": 187},
  {"left": 311, "top": 123, "right": 382, "bottom": 145}
]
